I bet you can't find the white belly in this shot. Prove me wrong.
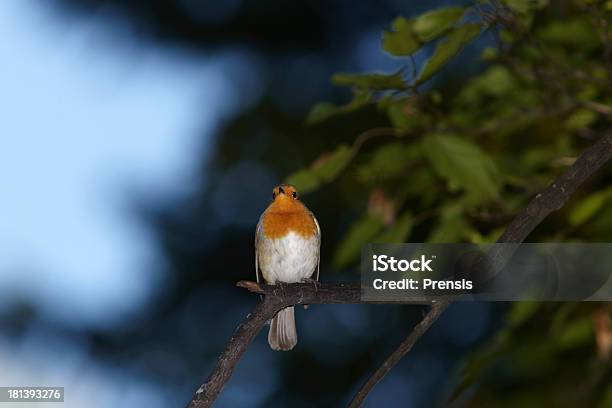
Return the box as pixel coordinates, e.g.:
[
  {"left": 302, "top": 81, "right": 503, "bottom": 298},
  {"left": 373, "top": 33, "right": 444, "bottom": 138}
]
[{"left": 257, "top": 232, "right": 319, "bottom": 284}]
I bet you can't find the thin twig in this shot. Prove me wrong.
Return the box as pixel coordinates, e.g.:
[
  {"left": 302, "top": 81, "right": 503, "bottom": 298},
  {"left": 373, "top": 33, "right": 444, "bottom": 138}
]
[
  {"left": 348, "top": 300, "right": 450, "bottom": 408},
  {"left": 351, "top": 127, "right": 398, "bottom": 154}
]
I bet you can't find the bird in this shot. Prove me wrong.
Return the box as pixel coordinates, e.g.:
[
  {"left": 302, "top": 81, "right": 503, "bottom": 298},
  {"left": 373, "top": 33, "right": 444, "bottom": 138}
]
[{"left": 255, "top": 184, "right": 320, "bottom": 351}]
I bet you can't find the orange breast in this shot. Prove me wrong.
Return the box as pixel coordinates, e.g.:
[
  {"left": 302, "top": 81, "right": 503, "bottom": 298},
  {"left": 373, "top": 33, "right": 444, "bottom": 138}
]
[{"left": 262, "top": 200, "right": 317, "bottom": 239}]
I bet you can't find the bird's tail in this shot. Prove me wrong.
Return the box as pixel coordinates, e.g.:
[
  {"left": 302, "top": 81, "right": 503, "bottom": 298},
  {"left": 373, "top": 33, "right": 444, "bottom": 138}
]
[{"left": 268, "top": 306, "right": 297, "bottom": 351}]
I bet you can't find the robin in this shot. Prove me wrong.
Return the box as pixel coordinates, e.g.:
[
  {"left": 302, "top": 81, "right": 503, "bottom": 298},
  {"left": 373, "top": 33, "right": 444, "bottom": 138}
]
[{"left": 255, "top": 184, "right": 321, "bottom": 351}]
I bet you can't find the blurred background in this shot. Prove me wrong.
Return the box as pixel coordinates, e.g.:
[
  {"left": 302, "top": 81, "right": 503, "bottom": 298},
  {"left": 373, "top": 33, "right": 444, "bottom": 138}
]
[{"left": 2, "top": 0, "right": 610, "bottom": 407}]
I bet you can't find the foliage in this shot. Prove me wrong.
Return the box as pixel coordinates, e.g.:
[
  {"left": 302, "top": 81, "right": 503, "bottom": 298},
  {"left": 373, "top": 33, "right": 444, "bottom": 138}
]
[{"left": 287, "top": 0, "right": 612, "bottom": 405}]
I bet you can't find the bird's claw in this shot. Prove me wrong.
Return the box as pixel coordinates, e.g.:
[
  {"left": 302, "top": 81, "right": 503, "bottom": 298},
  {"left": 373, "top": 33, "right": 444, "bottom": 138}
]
[
  {"left": 301, "top": 277, "right": 320, "bottom": 289},
  {"left": 300, "top": 278, "right": 319, "bottom": 309},
  {"left": 275, "top": 281, "right": 288, "bottom": 297}
]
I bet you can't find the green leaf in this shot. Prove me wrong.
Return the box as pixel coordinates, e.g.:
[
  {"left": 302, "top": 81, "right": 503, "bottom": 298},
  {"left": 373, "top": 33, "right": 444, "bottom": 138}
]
[
  {"left": 378, "top": 97, "right": 430, "bottom": 133},
  {"left": 386, "top": 101, "right": 414, "bottom": 131},
  {"left": 285, "top": 170, "right": 320, "bottom": 194},
  {"left": 332, "top": 71, "right": 407, "bottom": 90},
  {"left": 549, "top": 303, "right": 577, "bottom": 335},
  {"left": 508, "top": 302, "right": 540, "bottom": 327},
  {"left": 307, "top": 102, "right": 345, "bottom": 125},
  {"left": 382, "top": 17, "right": 420, "bottom": 56},
  {"left": 564, "top": 108, "right": 598, "bottom": 131},
  {"left": 569, "top": 188, "right": 612, "bottom": 226},
  {"left": 311, "top": 144, "right": 353, "bottom": 182},
  {"left": 403, "top": 167, "right": 438, "bottom": 206},
  {"left": 584, "top": 204, "right": 612, "bottom": 239},
  {"left": 539, "top": 18, "right": 599, "bottom": 51},
  {"left": 416, "top": 23, "right": 481, "bottom": 85},
  {"left": 555, "top": 318, "right": 593, "bottom": 349},
  {"left": 373, "top": 212, "right": 413, "bottom": 243},
  {"left": 285, "top": 144, "right": 353, "bottom": 194},
  {"left": 413, "top": 7, "right": 465, "bottom": 42},
  {"left": 333, "top": 215, "right": 385, "bottom": 268},
  {"left": 504, "top": 0, "right": 548, "bottom": 14},
  {"left": 356, "top": 142, "right": 417, "bottom": 181},
  {"left": 382, "top": 8, "right": 466, "bottom": 57},
  {"left": 423, "top": 133, "right": 501, "bottom": 200},
  {"left": 428, "top": 205, "right": 479, "bottom": 243},
  {"left": 481, "top": 46, "right": 498, "bottom": 61},
  {"left": 457, "top": 66, "right": 516, "bottom": 105},
  {"left": 306, "top": 91, "right": 370, "bottom": 125}
]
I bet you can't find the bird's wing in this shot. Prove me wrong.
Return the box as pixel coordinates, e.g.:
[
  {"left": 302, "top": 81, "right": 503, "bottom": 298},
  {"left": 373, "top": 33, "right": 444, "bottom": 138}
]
[
  {"left": 255, "top": 213, "right": 265, "bottom": 284},
  {"left": 312, "top": 212, "right": 321, "bottom": 282}
]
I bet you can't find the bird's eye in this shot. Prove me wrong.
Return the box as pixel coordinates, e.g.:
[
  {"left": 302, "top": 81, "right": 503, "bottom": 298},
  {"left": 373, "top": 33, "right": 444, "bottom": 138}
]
[
  {"left": 292, "top": 191, "right": 297, "bottom": 199},
  {"left": 272, "top": 192, "right": 276, "bottom": 199}
]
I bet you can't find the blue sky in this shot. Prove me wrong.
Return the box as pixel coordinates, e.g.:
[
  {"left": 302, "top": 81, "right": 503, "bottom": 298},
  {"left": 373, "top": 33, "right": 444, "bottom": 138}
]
[
  {"left": 0, "top": 0, "right": 239, "bottom": 328},
  {"left": 0, "top": 1, "right": 244, "bottom": 404}
]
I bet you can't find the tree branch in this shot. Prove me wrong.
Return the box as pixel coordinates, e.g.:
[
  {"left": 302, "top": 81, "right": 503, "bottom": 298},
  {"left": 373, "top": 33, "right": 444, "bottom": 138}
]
[
  {"left": 187, "top": 130, "right": 612, "bottom": 408},
  {"left": 186, "top": 282, "right": 435, "bottom": 408},
  {"left": 348, "top": 299, "right": 450, "bottom": 408},
  {"left": 347, "top": 129, "right": 612, "bottom": 407}
]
